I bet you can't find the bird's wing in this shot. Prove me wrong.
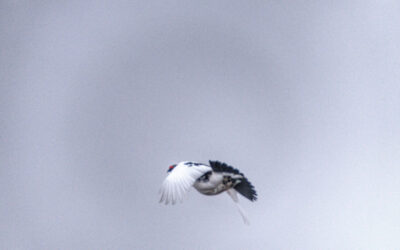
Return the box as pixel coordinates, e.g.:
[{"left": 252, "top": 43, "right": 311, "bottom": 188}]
[
  {"left": 227, "top": 188, "right": 250, "bottom": 225},
  {"left": 209, "top": 160, "right": 257, "bottom": 201},
  {"left": 159, "top": 162, "right": 211, "bottom": 205}
]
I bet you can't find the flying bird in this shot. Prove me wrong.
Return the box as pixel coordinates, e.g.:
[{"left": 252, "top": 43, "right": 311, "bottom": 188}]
[{"left": 159, "top": 160, "right": 257, "bottom": 224}]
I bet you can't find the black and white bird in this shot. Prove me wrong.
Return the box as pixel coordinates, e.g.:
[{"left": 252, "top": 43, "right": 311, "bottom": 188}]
[{"left": 159, "top": 160, "right": 257, "bottom": 224}]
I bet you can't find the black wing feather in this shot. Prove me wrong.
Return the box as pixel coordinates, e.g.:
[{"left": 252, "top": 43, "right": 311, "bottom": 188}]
[
  {"left": 209, "top": 160, "right": 257, "bottom": 201},
  {"left": 234, "top": 177, "right": 257, "bottom": 201}
]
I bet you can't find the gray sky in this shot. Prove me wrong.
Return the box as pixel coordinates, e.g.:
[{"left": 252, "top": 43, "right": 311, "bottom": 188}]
[{"left": 1, "top": 1, "right": 400, "bottom": 249}]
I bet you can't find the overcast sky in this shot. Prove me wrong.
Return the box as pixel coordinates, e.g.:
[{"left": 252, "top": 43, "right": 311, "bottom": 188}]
[{"left": 1, "top": 1, "right": 400, "bottom": 249}]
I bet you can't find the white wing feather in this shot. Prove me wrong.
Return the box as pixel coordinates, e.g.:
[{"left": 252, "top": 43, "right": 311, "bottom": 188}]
[{"left": 159, "top": 162, "right": 211, "bottom": 205}]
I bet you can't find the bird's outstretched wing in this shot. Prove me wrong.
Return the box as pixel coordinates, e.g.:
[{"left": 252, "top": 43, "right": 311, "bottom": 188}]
[
  {"left": 209, "top": 161, "right": 257, "bottom": 201},
  {"left": 159, "top": 162, "right": 211, "bottom": 205}
]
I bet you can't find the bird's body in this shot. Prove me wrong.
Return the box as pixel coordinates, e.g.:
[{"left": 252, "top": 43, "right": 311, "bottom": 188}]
[
  {"left": 159, "top": 160, "right": 257, "bottom": 224},
  {"left": 194, "top": 171, "right": 227, "bottom": 195}
]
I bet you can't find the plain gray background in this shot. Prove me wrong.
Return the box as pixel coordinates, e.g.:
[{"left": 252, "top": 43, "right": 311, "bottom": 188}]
[{"left": 1, "top": 1, "right": 400, "bottom": 249}]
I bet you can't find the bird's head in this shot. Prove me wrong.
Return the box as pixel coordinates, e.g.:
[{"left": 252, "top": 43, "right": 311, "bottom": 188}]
[{"left": 167, "top": 164, "right": 177, "bottom": 173}]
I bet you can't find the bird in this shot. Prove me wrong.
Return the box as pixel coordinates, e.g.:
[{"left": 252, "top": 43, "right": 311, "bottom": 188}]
[{"left": 159, "top": 160, "right": 257, "bottom": 224}]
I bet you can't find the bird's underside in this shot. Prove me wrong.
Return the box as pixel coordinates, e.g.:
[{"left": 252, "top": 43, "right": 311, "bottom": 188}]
[
  {"left": 194, "top": 171, "right": 237, "bottom": 195},
  {"left": 159, "top": 160, "right": 257, "bottom": 224},
  {"left": 193, "top": 162, "right": 253, "bottom": 197}
]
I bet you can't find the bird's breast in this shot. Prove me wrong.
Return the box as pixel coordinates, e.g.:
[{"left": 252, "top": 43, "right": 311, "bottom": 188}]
[{"left": 194, "top": 172, "right": 230, "bottom": 195}]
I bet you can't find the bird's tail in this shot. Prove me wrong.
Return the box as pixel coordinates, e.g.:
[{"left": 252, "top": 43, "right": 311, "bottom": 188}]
[{"left": 227, "top": 189, "right": 250, "bottom": 225}]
